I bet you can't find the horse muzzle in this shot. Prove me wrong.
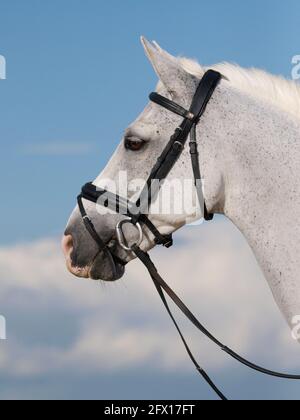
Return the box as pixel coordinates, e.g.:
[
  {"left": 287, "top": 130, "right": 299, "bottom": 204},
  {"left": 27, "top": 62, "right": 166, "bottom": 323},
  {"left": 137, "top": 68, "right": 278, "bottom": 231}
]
[{"left": 62, "top": 234, "right": 126, "bottom": 281}]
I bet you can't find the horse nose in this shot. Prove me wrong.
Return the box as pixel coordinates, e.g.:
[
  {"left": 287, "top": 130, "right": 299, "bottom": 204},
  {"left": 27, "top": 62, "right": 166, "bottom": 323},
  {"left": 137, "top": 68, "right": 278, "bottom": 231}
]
[{"left": 62, "top": 234, "right": 74, "bottom": 259}]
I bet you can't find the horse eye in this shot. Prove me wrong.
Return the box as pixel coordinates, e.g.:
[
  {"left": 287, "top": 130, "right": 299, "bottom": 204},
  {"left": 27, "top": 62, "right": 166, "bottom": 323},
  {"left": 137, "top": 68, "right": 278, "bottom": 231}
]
[{"left": 124, "top": 137, "right": 146, "bottom": 152}]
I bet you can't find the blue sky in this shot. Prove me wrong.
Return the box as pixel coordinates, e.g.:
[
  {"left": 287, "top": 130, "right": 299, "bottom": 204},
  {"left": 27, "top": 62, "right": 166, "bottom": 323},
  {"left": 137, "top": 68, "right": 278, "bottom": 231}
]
[
  {"left": 0, "top": 0, "right": 299, "bottom": 244},
  {"left": 0, "top": 0, "right": 300, "bottom": 400}
]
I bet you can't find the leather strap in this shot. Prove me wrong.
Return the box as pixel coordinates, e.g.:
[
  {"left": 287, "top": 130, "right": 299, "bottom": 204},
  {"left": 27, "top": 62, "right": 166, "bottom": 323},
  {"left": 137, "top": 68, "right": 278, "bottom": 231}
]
[
  {"left": 81, "top": 183, "right": 173, "bottom": 248},
  {"left": 189, "top": 125, "right": 214, "bottom": 221},
  {"left": 132, "top": 245, "right": 300, "bottom": 400},
  {"left": 77, "top": 195, "right": 125, "bottom": 269},
  {"left": 77, "top": 69, "right": 300, "bottom": 401},
  {"left": 144, "top": 70, "right": 221, "bottom": 220},
  {"left": 149, "top": 93, "right": 195, "bottom": 120},
  {"left": 80, "top": 70, "right": 222, "bottom": 250},
  {"left": 132, "top": 244, "right": 227, "bottom": 400}
]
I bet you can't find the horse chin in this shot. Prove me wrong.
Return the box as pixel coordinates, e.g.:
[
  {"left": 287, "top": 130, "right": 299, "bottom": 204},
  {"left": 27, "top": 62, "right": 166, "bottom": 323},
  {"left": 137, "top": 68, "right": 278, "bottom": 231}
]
[
  {"left": 66, "top": 251, "right": 126, "bottom": 282},
  {"left": 88, "top": 251, "right": 126, "bottom": 282}
]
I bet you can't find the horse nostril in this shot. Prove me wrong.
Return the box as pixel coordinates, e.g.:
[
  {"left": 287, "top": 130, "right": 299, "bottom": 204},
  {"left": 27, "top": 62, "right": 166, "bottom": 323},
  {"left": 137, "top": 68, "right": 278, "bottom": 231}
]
[{"left": 62, "top": 235, "right": 74, "bottom": 258}]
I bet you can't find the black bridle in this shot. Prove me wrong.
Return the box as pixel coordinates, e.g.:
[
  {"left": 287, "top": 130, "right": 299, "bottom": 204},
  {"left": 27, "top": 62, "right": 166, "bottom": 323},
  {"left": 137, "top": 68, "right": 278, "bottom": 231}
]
[{"left": 77, "top": 70, "right": 300, "bottom": 400}]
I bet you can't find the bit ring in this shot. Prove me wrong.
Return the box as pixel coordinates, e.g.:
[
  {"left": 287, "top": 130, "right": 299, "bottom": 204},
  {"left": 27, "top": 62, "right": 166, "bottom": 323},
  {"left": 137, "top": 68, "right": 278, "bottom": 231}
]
[{"left": 116, "top": 219, "right": 143, "bottom": 252}]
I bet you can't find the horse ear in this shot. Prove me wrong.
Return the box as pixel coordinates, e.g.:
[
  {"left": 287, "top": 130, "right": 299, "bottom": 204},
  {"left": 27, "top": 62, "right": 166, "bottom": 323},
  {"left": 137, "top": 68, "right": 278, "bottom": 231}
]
[{"left": 141, "top": 37, "right": 195, "bottom": 97}]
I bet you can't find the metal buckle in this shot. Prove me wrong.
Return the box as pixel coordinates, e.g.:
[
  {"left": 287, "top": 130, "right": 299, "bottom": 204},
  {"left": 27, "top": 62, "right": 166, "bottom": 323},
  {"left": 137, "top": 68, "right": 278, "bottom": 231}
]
[
  {"left": 173, "top": 141, "right": 184, "bottom": 151},
  {"left": 116, "top": 219, "right": 143, "bottom": 252},
  {"left": 186, "top": 112, "right": 195, "bottom": 120}
]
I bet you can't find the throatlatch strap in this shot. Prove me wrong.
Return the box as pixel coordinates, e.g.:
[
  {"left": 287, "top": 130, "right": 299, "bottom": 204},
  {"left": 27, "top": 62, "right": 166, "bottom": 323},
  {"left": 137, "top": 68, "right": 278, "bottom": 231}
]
[
  {"left": 132, "top": 245, "right": 300, "bottom": 401},
  {"left": 189, "top": 125, "right": 214, "bottom": 221}
]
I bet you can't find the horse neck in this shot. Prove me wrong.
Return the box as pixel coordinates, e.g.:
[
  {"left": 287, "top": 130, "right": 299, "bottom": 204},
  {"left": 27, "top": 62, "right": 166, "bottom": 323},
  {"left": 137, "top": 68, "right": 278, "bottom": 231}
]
[{"left": 201, "top": 84, "right": 300, "bottom": 329}]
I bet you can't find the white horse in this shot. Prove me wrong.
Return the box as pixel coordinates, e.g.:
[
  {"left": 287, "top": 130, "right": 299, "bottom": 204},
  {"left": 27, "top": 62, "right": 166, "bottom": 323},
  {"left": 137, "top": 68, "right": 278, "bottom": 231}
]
[{"left": 63, "top": 37, "right": 300, "bottom": 337}]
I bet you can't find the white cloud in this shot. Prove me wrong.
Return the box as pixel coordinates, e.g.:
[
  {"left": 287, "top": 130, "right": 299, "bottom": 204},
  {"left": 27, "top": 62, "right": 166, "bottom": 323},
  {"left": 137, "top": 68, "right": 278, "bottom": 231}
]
[{"left": 0, "top": 218, "right": 299, "bottom": 379}]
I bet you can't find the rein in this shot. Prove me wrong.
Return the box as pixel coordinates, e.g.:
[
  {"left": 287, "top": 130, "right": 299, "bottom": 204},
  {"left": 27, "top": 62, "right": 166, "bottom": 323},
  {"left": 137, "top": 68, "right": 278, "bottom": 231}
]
[{"left": 77, "top": 70, "right": 300, "bottom": 400}]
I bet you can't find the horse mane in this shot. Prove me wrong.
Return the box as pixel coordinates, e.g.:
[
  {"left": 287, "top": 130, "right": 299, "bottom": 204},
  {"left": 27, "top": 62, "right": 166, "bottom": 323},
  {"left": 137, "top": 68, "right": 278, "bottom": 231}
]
[{"left": 179, "top": 57, "right": 300, "bottom": 121}]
